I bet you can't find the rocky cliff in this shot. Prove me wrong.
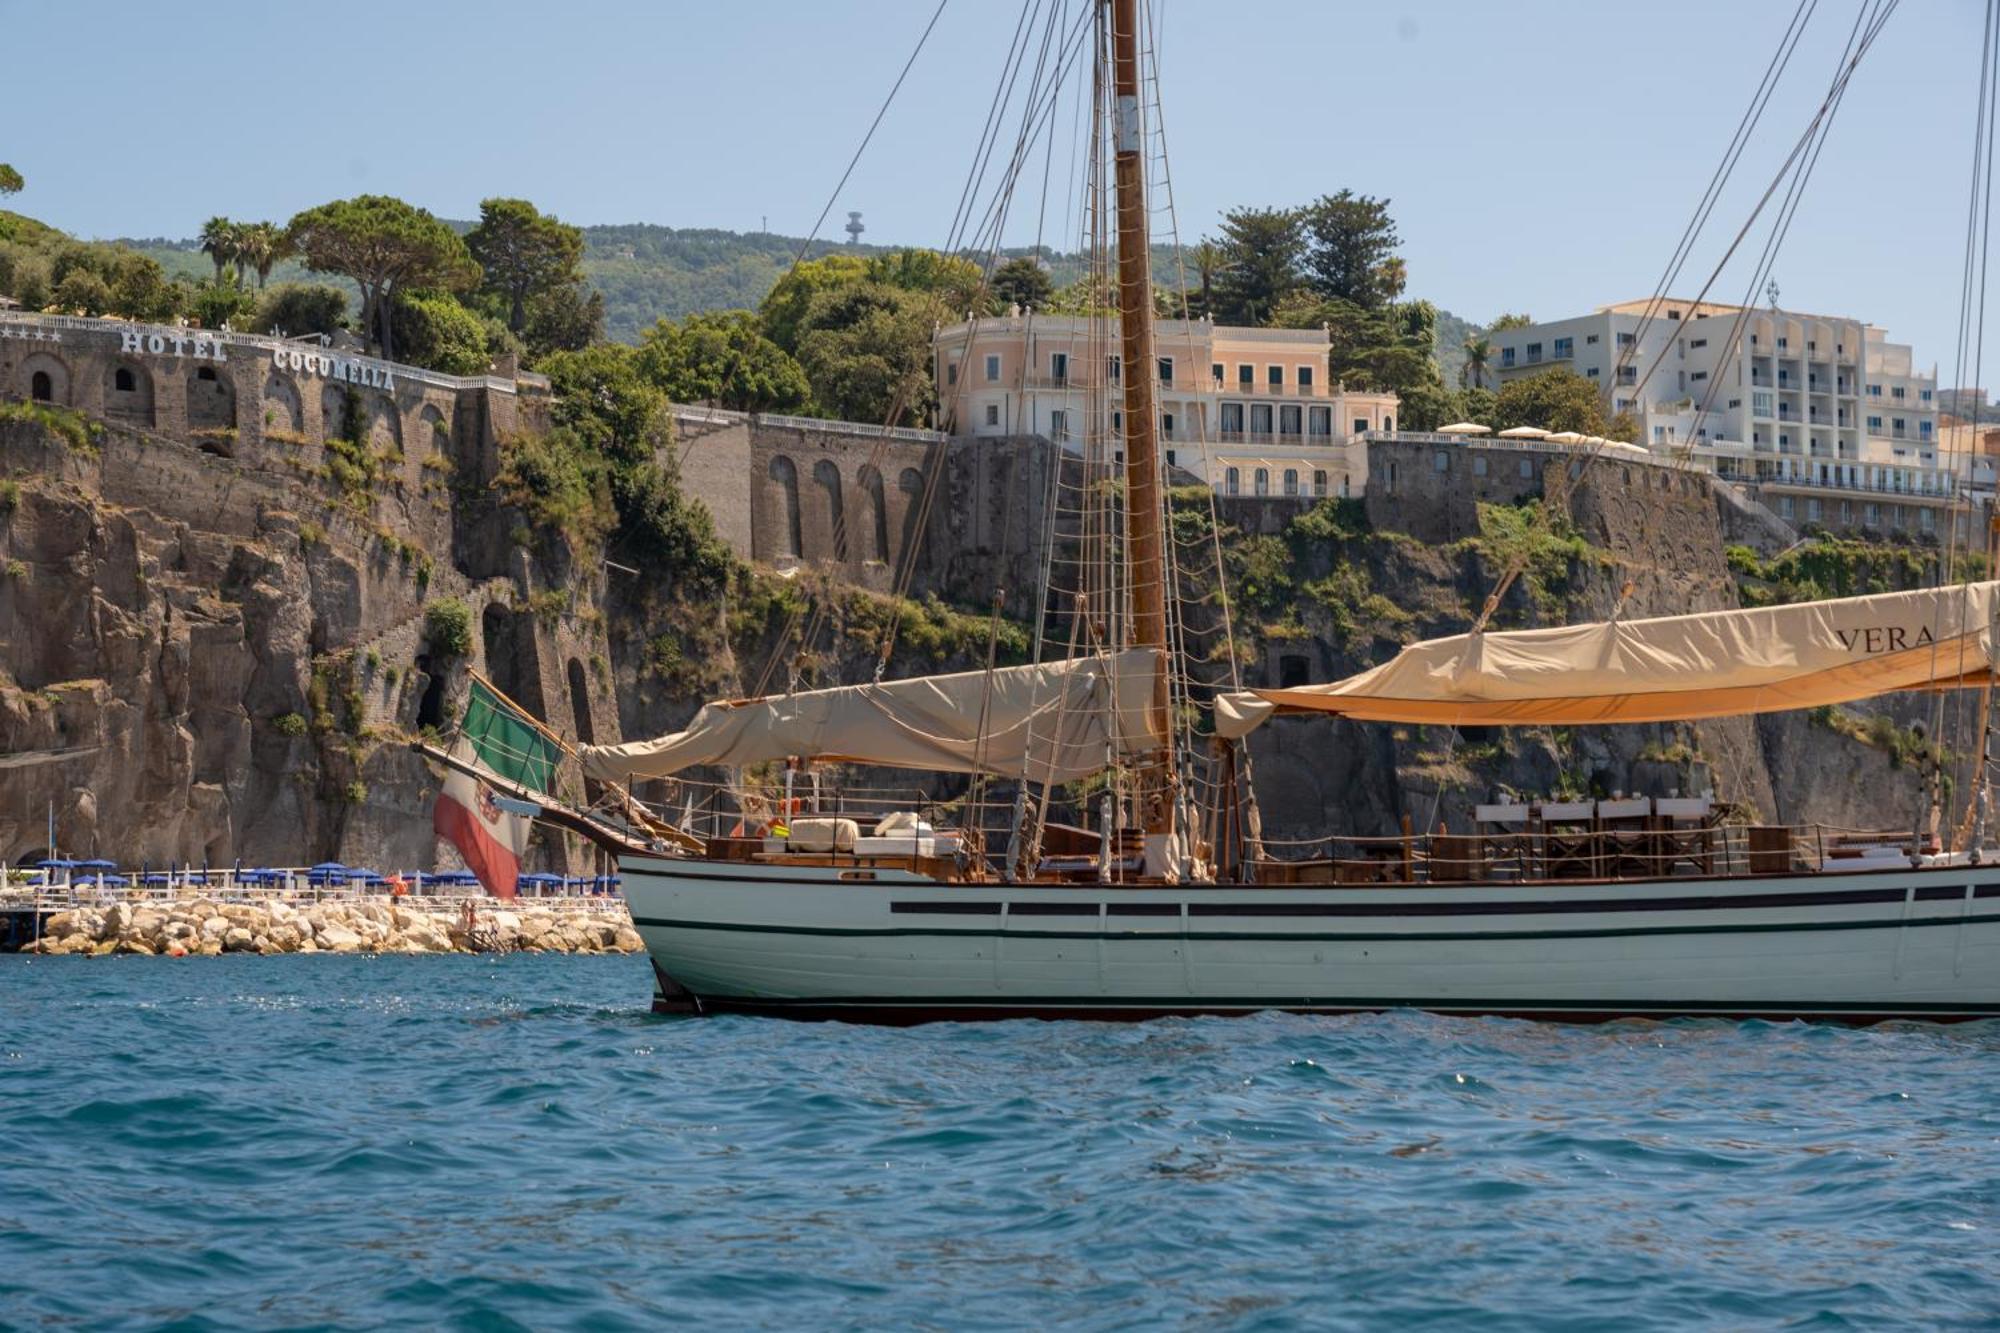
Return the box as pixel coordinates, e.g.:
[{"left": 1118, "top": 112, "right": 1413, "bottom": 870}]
[{"left": 0, "top": 405, "right": 1975, "bottom": 870}]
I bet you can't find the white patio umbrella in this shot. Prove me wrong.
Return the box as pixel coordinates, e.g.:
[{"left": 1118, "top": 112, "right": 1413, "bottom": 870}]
[
  {"left": 1437, "top": 421, "right": 1491, "bottom": 435},
  {"left": 1497, "top": 426, "right": 1551, "bottom": 439}
]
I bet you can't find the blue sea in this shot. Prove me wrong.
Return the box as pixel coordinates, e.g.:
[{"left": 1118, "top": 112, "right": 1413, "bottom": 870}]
[{"left": 1, "top": 955, "right": 1996, "bottom": 1331}]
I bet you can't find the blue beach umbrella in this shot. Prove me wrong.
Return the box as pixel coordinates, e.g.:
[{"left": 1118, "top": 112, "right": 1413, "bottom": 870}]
[
  {"left": 77, "top": 859, "right": 117, "bottom": 870},
  {"left": 37, "top": 858, "right": 80, "bottom": 870}
]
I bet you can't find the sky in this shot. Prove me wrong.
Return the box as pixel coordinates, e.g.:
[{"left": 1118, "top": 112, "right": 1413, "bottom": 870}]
[{"left": 4, "top": 0, "right": 1995, "bottom": 385}]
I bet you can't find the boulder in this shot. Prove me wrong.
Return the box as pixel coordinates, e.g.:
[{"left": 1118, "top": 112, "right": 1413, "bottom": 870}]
[
  {"left": 130, "top": 908, "right": 167, "bottom": 942},
  {"left": 221, "top": 926, "right": 255, "bottom": 952},
  {"left": 317, "top": 924, "right": 364, "bottom": 953},
  {"left": 200, "top": 915, "right": 230, "bottom": 941},
  {"left": 613, "top": 928, "right": 644, "bottom": 953},
  {"left": 114, "top": 938, "right": 155, "bottom": 956},
  {"left": 97, "top": 902, "right": 132, "bottom": 943}
]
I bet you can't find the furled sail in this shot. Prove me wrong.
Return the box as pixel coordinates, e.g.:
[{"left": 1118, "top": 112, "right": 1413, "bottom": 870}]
[
  {"left": 579, "top": 648, "right": 1164, "bottom": 784},
  {"left": 1216, "top": 582, "right": 2000, "bottom": 733}
]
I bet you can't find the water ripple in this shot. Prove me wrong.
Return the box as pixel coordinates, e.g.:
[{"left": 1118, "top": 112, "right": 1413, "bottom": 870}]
[{"left": 2, "top": 954, "right": 1998, "bottom": 1328}]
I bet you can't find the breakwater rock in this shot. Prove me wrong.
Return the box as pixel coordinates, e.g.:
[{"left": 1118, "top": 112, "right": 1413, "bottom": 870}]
[{"left": 21, "top": 898, "right": 644, "bottom": 957}]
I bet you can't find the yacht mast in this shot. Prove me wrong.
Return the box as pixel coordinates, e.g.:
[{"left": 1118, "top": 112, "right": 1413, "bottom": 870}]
[{"left": 1108, "top": 0, "right": 1176, "bottom": 866}]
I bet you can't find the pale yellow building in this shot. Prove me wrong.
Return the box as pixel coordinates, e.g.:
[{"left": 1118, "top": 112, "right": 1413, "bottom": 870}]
[{"left": 932, "top": 312, "right": 1398, "bottom": 497}]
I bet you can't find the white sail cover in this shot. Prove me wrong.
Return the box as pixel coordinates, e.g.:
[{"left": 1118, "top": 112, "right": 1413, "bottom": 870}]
[
  {"left": 1216, "top": 582, "right": 2000, "bottom": 734},
  {"left": 580, "top": 649, "right": 1164, "bottom": 784}
]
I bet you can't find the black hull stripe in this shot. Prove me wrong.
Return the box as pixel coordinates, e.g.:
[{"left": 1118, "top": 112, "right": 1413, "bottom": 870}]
[
  {"left": 630, "top": 911, "right": 2000, "bottom": 943},
  {"left": 665, "top": 995, "right": 2000, "bottom": 1025}
]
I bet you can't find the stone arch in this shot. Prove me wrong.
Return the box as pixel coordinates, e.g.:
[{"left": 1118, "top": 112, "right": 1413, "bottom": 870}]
[
  {"left": 186, "top": 364, "right": 236, "bottom": 432},
  {"left": 416, "top": 403, "right": 450, "bottom": 454},
  {"left": 261, "top": 370, "right": 304, "bottom": 434},
  {"left": 768, "top": 454, "right": 802, "bottom": 560},
  {"left": 321, "top": 384, "right": 353, "bottom": 441},
  {"left": 366, "top": 394, "right": 402, "bottom": 455},
  {"left": 20, "top": 351, "right": 70, "bottom": 405},
  {"left": 566, "top": 657, "right": 600, "bottom": 802},
  {"left": 104, "top": 360, "right": 155, "bottom": 427},
  {"left": 480, "top": 602, "right": 544, "bottom": 717},
  {"left": 813, "top": 458, "right": 847, "bottom": 562},
  {"left": 414, "top": 653, "right": 447, "bottom": 731},
  {"left": 857, "top": 464, "right": 889, "bottom": 563}
]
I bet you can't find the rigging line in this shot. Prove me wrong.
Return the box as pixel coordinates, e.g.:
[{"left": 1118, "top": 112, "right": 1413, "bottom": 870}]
[
  {"left": 788, "top": 0, "right": 951, "bottom": 274},
  {"left": 942, "top": 0, "right": 1048, "bottom": 256},
  {"left": 1617, "top": 0, "right": 1818, "bottom": 395},
  {"left": 1676, "top": 0, "right": 1887, "bottom": 441},
  {"left": 1631, "top": 0, "right": 1886, "bottom": 414},
  {"left": 1930, "top": 0, "right": 2000, "bottom": 836}
]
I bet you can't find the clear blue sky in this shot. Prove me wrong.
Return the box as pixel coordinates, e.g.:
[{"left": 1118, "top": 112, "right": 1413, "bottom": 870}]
[{"left": 4, "top": 0, "right": 1993, "bottom": 384}]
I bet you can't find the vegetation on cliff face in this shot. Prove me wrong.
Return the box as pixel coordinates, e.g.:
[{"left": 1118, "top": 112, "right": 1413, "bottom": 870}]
[{"left": 1728, "top": 539, "right": 1986, "bottom": 606}]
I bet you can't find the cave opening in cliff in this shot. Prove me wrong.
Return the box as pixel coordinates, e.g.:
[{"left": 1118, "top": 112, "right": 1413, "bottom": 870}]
[{"left": 415, "top": 653, "right": 446, "bottom": 731}]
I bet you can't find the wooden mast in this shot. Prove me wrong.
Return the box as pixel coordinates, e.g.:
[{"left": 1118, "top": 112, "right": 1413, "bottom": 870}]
[{"left": 1109, "top": 0, "right": 1176, "bottom": 864}]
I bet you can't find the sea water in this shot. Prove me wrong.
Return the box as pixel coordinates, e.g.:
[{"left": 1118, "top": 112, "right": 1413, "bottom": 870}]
[{"left": 1, "top": 954, "right": 1995, "bottom": 1330}]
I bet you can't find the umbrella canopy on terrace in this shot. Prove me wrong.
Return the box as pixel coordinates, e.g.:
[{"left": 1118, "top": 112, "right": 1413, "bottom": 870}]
[
  {"left": 1496, "top": 426, "right": 1550, "bottom": 439},
  {"left": 1437, "top": 422, "right": 1491, "bottom": 435}
]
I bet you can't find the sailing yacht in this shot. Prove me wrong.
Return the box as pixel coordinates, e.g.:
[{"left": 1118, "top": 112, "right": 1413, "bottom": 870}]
[{"left": 427, "top": 0, "right": 2000, "bottom": 1022}]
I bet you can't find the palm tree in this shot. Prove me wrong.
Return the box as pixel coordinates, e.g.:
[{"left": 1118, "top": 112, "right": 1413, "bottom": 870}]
[
  {"left": 237, "top": 222, "right": 290, "bottom": 290},
  {"left": 1189, "top": 239, "right": 1221, "bottom": 319},
  {"left": 198, "top": 216, "right": 239, "bottom": 286},
  {"left": 1461, "top": 335, "right": 1494, "bottom": 390}
]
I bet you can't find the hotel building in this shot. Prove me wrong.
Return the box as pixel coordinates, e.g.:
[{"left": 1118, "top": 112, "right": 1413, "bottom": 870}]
[
  {"left": 932, "top": 313, "right": 1398, "bottom": 499},
  {"left": 1489, "top": 300, "right": 1952, "bottom": 537}
]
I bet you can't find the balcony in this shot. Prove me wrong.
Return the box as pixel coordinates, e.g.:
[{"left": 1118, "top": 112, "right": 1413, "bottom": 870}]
[{"left": 1212, "top": 379, "right": 1325, "bottom": 397}]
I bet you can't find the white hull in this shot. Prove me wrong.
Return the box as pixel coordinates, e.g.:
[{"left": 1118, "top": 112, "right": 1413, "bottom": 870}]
[{"left": 621, "top": 856, "right": 2000, "bottom": 1023}]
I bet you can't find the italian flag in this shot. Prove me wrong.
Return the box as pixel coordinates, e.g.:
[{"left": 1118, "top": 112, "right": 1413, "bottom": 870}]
[{"left": 432, "top": 680, "right": 559, "bottom": 898}]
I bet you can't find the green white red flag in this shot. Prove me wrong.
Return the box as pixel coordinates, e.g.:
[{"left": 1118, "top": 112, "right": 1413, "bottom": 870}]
[{"left": 432, "top": 739, "right": 533, "bottom": 897}]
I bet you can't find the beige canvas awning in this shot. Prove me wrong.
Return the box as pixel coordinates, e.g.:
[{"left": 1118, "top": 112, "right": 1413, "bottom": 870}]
[
  {"left": 1438, "top": 422, "right": 1491, "bottom": 436},
  {"left": 580, "top": 649, "right": 1165, "bottom": 784},
  {"left": 1216, "top": 582, "right": 2000, "bottom": 733}
]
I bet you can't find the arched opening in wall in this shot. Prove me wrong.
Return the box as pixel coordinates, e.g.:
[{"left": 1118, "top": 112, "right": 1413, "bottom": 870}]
[
  {"left": 321, "top": 384, "right": 352, "bottom": 441},
  {"left": 23, "top": 353, "right": 69, "bottom": 405},
  {"left": 813, "top": 459, "right": 847, "bottom": 562},
  {"left": 415, "top": 652, "right": 447, "bottom": 731},
  {"left": 566, "top": 657, "right": 600, "bottom": 802},
  {"left": 768, "top": 455, "right": 802, "bottom": 559},
  {"left": 104, "top": 361, "right": 156, "bottom": 429},
  {"left": 186, "top": 366, "right": 237, "bottom": 432},
  {"left": 367, "top": 395, "right": 402, "bottom": 457},
  {"left": 418, "top": 404, "right": 450, "bottom": 456},
  {"left": 480, "top": 602, "right": 545, "bottom": 719},
  {"left": 858, "top": 464, "right": 889, "bottom": 562},
  {"left": 1278, "top": 654, "right": 1311, "bottom": 688},
  {"left": 262, "top": 371, "right": 304, "bottom": 434}
]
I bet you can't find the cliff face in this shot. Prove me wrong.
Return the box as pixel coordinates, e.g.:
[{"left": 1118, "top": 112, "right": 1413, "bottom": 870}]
[{"left": 0, "top": 409, "right": 1968, "bottom": 870}]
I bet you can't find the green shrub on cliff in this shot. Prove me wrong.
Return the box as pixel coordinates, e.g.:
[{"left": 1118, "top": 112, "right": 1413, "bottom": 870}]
[
  {"left": 0, "top": 401, "right": 102, "bottom": 456},
  {"left": 424, "top": 598, "right": 473, "bottom": 658}
]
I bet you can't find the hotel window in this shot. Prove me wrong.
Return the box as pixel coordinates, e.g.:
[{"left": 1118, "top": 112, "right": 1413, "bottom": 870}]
[
  {"left": 1250, "top": 404, "right": 1273, "bottom": 436},
  {"left": 1354, "top": 417, "right": 1370, "bottom": 436},
  {"left": 1868, "top": 384, "right": 1882, "bottom": 396},
  {"left": 1586, "top": 333, "right": 1600, "bottom": 345},
  {"left": 1254, "top": 467, "right": 1269, "bottom": 496},
  {"left": 1777, "top": 336, "right": 1788, "bottom": 350},
  {"left": 1921, "top": 420, "right": 1933, "bottom": 439},
  {"left": 1807, "top": 498, "right": 1822, "bottom": 521},
  {"left": 1225, "top": 466, "right": 1240, "bottom": 496},
  {"left": 1525, "top": 342, "right": 1543, "bottom": 364},
  {"left": 1049, "top": 409, "right": 1068, "bottom": 439},
  {"left": 1519, "top": 460, "right": 1533, "bottom": 479},
  {"left": 946, "top": 362, "right": 957, "bottom": 385},
  {"left": 1298, "top": 365, "right": 1314, "bottom": 391},
  {"left": 1165, "top": 450, "right": 1176, "bottom": 467},
  {"left": 1268, "top": 365, "right": 1283, "bottom": 388},
  {"left": 1501, "top": 347, "right": 1516, "bottom": 367},
  {"left": 1279, "top": 405, "right": 1302, "bottom": 436},
  {"left": 984, "top": 404, "right": 999, "bottom": 426},
  {"left": 1617, "top": 366, "right": 1637, "bottom": 385},
  {"left": 1552, "top": 337, "right": 1573, "bottom": 359},
  {"left": 1220, "top": 402, "right": 1244, "bottom": 434},
  {"left": 1282, "top": 468, "right": 1298, "bottom": 497},
  {"left": 1617, "top": 332, "right": 1636, "bottom": 347},
  {"left": 1780, "top": 496, "right": 1795, "bottom": 518},
  {"left": 1382, "top": 417, "right": 1392, "bottom": 432},
  {"left": 985, "top": 354, "right": 1001, "bottom": 382},
  {"left": 1892, "top": 386, "right": 1905, "bottom": 399},
  {"left": 1050, "top": 352, "right": 1068, "bottom": 382},
  {"left": 1308, "top": 406, "right": 1331, "bottom": 436},
  {"left": 1473, "top": 456, "right": 1489, "bottom": 477},
  {"left": 1690, "top": 338, "right": 1707, "bottom": 349},
  {"left": 1313, "top": 469, "right": 1328, "bottom": 496},
  {"left": 1921, "top": 388, "right": 1933, "bottom": 401},
  {"left": 1238, "top": 363, "right": 1254, "bottom": 386},
  {"left": 1434, "top": 451, "right": 1449, "bottom": 473},
  {"left": 1210, "top": 362, "right": 1222, "bottom": 384},
  {"left": 1867, "top": 415, "right": 1882, "bottom": 430},
  {"left": 1157, "top": 358, "right": 1174, "bottom": 384},
  {"left": 1107, "top": 355, "right": 1121, "bottom": 382},
  {"left": 1691, "top": 371, "right": 1708, "bottom": 382},
  {"left": 1587, "top": 366, "right": 1600, "bottom": 378},
  {"left": 1161, "top": 412, "right": 1175, "bottom": 437},
  {"left": 1894, "top": 418, "right": 1906, "bottom": 433},
  {"left": 1922, "top": 507, "right": 1936, "bottom": 530}
]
